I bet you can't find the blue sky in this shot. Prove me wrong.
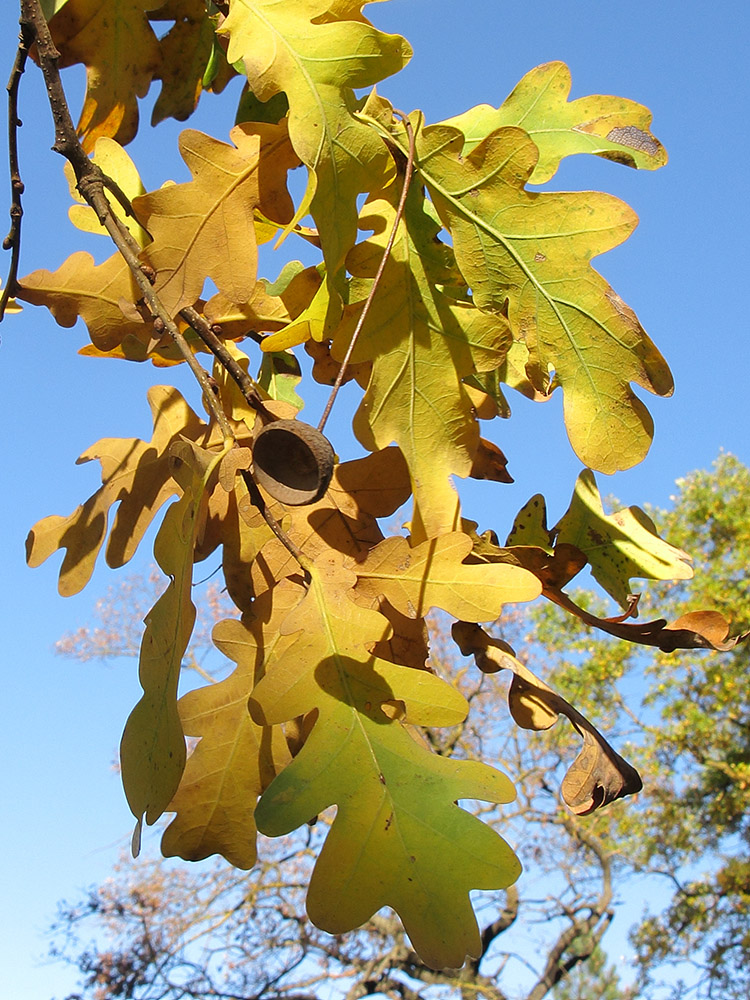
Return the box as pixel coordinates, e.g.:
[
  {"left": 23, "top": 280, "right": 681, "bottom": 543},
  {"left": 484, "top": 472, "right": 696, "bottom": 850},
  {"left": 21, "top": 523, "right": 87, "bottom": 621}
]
[{"left": 1, "top": 2, "right": 748, "bottom": 997}]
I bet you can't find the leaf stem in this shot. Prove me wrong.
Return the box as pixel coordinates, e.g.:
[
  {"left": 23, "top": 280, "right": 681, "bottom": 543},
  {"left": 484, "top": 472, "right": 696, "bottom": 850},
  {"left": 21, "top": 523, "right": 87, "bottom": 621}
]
[{"left": 316, "top": 110, "right": 416, "bottom": 434}]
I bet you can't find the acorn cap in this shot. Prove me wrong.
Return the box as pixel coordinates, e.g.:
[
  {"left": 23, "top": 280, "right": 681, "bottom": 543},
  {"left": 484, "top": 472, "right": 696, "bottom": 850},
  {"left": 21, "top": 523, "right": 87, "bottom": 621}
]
[{"left": 252, "top": 419, "right": 335, "bottom": 506}]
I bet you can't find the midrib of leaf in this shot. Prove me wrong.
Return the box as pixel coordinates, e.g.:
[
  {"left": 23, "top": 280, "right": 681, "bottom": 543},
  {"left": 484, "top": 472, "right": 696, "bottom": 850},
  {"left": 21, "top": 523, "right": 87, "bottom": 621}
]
[
  {"left": 235, "top": 2, "right": 330, "bottom": 169},
  {"left": 310, "top": 571, "right": 381, "bottom": 770}
]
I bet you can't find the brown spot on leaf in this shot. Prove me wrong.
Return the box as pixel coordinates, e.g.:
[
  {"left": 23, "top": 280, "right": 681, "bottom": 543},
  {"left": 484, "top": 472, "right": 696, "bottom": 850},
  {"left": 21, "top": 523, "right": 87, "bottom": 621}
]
[{"left": 606, "top": 125, "right": 660, "bottom": 157}]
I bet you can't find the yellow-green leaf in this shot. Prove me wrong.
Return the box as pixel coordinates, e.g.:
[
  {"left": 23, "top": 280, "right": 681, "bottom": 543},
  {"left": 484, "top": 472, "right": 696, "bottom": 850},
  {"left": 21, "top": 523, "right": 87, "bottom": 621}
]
[
  {"left": 218, "top": 0, "right": 411, "bottom": 302},
  {"left": 248, "top": 555, "right": 520, "bottom": 969},
  {"left": 333, "top": 188, "right": 511, "bottom": 540},
  {"left": 555, "top": 469, "right": 693, "bottom": 607},
  {"left": 416, "top": 122, "right": 674, "bottom": 473},
  {"left": 442, "top": 61, "right": 667, "bottom": 183},
  {"left": 120, "top": 438, "right": 229, "bottom": 830}
]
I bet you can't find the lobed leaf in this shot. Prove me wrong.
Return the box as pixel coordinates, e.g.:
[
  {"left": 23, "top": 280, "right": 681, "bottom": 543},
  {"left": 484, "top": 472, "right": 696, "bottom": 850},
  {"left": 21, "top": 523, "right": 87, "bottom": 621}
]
[
  {"left": 25, "top": 387, "right": 209, "bottom": 595},
  {"left": 333, "top": 189, "right": 511, "bottom": 539},
  {"left": 415, "top": 122, "right": 674, "bottom": 473},
  {"left": 16, "top": 251, "right": 146, "bottom": 352},
  {"left": 134, "top": 123, "right": 300, "bottom": 316},
  {"left": 442, "top": 61, "right": 667, "bottom": 183},
  {"left": 219, "top": 0, "right": 412, "bottom": 306},
  {"left": 47, "top": 0, "right": 161, "bottom": 151},
  {"left": 248, "top": 555, "right": 520, "bottom": 969},
  {"left": 555, "top": 469, "right": 693, "bottom": 608},
  {"left": 354, "top": 531, "right": 541, "bottom": 622}
]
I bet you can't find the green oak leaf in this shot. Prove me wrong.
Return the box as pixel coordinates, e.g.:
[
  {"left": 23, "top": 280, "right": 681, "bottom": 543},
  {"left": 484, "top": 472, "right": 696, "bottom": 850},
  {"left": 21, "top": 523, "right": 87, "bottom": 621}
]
[
  {"left": 555, "top": 469, "right": 693, "bottom": 608},
  {"left": 249, "top": 555, "right": 521, "bottom": 970}
]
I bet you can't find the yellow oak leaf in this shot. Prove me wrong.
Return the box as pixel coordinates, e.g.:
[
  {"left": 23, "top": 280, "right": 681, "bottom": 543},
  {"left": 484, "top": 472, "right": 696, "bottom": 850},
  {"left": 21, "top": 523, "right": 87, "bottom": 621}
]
[
  {"left": 332, "top": 188, "right": 511, "bottom": 540},
  {"left": 161, "top": 583, "right": 299, "bottom": 869},
  {"left": 441, "top": 61, "right": 667, "bottom": 184},
  {"left": 415, "top": 122, "right": 674, "bottom": 473},
  {"left": 354, "top": 531, "right": 541, "bottom": 622},
  {"left": 149, "top": 0, "right": 233, "bottom": 126},
  {"left": 25, "top": 386, "right": 209, "bottom": 595},
  {"left": 218, "top": 0, "right": 411, "bottom": 307},
  {"left": 64, "top": 137, "right": 149, "bottom": 246},
  {"left": 121, "top": 438, "right": 230, "bottom": 832},
  {"left": 16, "top": 250, "right": 146, "bottom": 352},
  {"left": 134, "top": 123, "right": 300, "bottom": 316},
  {"left": 47, "top": 0, "right": 161, "bottom": 151}
]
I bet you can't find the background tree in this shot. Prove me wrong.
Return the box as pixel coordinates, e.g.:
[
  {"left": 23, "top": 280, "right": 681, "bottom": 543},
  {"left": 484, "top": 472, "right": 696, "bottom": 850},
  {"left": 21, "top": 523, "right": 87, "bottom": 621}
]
[{"left": 50, "top": 456, "right": 749, "bottom": 999}]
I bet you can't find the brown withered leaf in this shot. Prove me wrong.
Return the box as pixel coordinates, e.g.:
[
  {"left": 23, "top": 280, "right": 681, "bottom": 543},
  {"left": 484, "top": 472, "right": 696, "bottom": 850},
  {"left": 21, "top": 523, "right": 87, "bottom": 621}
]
[
  {"left": 546, "top": 587, "right": 747, "bottom": 652},
  {"left": 452, "top": 621, "right": 642, "bottom": 814},
  {"left": 134, "top": 122, "right": 300, "bottom": 316},
  {"left": 469, "top": 438, "right": 513, "bottom": 483},
  {"left": 161, "top": 583, "right": 299, "bottom": 869},
  {"left": 47, "top": 0, "right": 161, "bottom": 151},
  {"left": 26, "top": 387, "right": 210, "bottom": 595}
]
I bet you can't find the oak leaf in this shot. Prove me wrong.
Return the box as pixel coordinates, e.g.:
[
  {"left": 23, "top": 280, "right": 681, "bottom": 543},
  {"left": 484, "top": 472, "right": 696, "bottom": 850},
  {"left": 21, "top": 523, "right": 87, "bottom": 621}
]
[
  {"left": 134, "top": 123, "right": 300, "bottom": 316},
  {"left": 453, "top": 621, "right": 643, "bottom": 815},
  {"left": 121, "top": 438, "right": 229, "bottom": 835},
  {"left": 161, "top": 583, "right": 298, "bottom": 869},
  {"left": 554, "top": 470, "right": 693, "bottom": 608},
  {"left": 248, "top": 555, "right": 521, "bottom": 969},
  {"left": 149, "top": 0, "right": 233, "bottom": 126},
  {"left": 25, "top": 387, "right": 209, "bottom": 595},
  {"left": 415, "top": 122, "right": 674, "bottom": 473},
  {"left": 333, "top": 189, "right": 511, "bottom": 539},
  {"left": 47, "top": 0, "right": 161, "bottom": 151},
  {"left": 16, "top": 250, "right": 146, "bottom": 352},
  {"left": 218, "top": 0, "right": 412, "bottom": 300},
  {"left": 354, "top": 532, "right": 542, "bottom": 622},
  {"left": 442, "top": 61, "right": 667, "bottom": 183}
]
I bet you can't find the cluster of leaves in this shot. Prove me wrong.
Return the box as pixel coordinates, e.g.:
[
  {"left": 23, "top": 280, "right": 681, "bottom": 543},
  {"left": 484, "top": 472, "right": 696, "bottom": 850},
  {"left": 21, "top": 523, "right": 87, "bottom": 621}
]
[{"left": 7, "top": 0, "right": 744, "bottom": 971}]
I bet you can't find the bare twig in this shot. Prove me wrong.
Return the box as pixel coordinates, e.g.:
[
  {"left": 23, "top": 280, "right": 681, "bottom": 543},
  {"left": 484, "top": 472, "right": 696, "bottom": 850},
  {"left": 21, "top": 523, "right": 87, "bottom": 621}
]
[
  {"left": 1, "top": 13, "right": 35, "bottom": 320},
  {"left": 21, "top": 0, "right": 234, "bottom": 440},
  {"left": 179, "top": 304, "right": 275, "bottom": 421},
  {"left": 240, "top": 470, "right": 311, "bottom": 576},
  {"left": 317, "top": 110, "right": 416, "bottom": 433}
]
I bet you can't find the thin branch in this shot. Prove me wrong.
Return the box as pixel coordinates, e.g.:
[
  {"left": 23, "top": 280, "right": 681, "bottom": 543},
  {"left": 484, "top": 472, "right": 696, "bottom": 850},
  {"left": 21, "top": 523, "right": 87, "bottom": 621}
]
[
  {"left": 0, "top": 13, "right": 35, "bottom": 320},
  {"left": 22, "top": 0, "right": 234, "bottom": 441},
  {"left": 317, "top": 110, "right": 416, "bottom": 433},
  {"left": 180, "top": 304, "right": 275, "bottom": 421}
]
